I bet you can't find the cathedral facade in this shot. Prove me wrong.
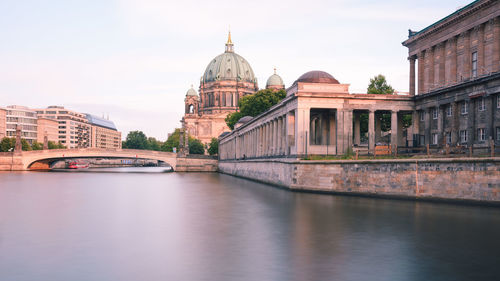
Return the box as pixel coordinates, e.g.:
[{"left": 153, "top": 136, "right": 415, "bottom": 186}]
[{"left": 181, "top": 33, "right": 284, "bottom": 144}]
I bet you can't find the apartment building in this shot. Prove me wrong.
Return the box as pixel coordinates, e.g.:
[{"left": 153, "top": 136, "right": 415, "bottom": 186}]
[{"left": 35, "top": 106, "right": 91, "bottom": 148}]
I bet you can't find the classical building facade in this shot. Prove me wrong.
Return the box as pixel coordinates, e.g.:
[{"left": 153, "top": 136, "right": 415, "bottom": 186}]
[
  {"left": 181, "top": 33, "right": 285, "bottom": 144},
  {"left": 220, "top": 0, "right": 500, "bottom": 159},
  {"left": 219, "top": 71, "right": 414, "bottom": 159},
  {"left": 403, "top": 0, "right": 500, "bottom": 147}
]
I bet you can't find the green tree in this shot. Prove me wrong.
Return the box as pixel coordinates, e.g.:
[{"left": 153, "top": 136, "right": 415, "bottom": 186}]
[
  {"left": 146, "top": 137, "right": 162, "bottom": 151},
  {"left": 21, "top": 139, "right": 32, "bottom": 151},
  {"left": 225, "top": 89, "right": 286, "bottom": 130},
  {"left": 189, "top": 138, "right": 205, "bottom": 154},
  {"left": 162, "top": 128, "right": 181, "bottom": 152},
  {"left": 367, "top": 74, "right": 395, "bottom": 95},
  {"left": 47, "top": 141, "right": 65, "bottom": 149},
  {"left": 31, "top": 141, "right": 43, "bottom": 150},
  {"left": 0, "top": 137, "right": 15, "bottom": 152},
  {"left": 207, "top": 138, "right": 218, "bottom": 155},
  {"left": 124, "top": 131, "right": 148, "bottom": 149}
]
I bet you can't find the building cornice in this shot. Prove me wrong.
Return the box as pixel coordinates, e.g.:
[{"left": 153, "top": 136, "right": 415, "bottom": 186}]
[
  {"left": 402, "top": 0, "right": 494, "bottom": 47},
  {"left": 414, "top": 71, "right": 500, "bottom": 100}
]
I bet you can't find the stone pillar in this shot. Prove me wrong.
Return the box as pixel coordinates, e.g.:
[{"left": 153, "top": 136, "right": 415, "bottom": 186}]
[
  {"left": 391, "top": 110, "right": 398, "bottom": 147},
  {"left": 424, "top": 108, "right": 431, "bottom": 145},
  {"left": 487, "top": 95, "right": 494, "bottom": 141},
  {"left": 427, "top": 47, "right": 435, "bottom": 91},
  {"left": 409, "top": 56, "right": 416, "bottom": 96},
  {"left": 418, "top": 51, "right": 425, "bottom": 94},
  {"left": 43, "top": 133, "right": 48, "bottom": 150},
  {"left": 368, "top": 110, "right": 375, "bottom": 153},
  {"left": 438, "top": 105, "right": 445, "bottom": 146},
  {"left": 450, "top": 37, "right": 458, "bottom": 84},
  {"left": 467, "top": 99, "right": 475, "bottom": 146},
  {"left": 462, "top": 30, "right": 471, "bottom": 80},
  {"left": 354, "top": 112, "right": 361, "bottom": 146},
  {"left": 14, "top": 124, "right": 22, "bottom": 155},
  {"left": 336, "top": 110, "right": 344, "bottom": 154},
  {"left": 397, "top": 113, "right": 405, "bottom": 147},
  {"left": 478, "top": 23, "right": 485, "bottom": 76},
  {"left": 412, "top": 111, "right": 420, "bottom": 147},
  {"left": 438, "top": 43, "right": 445, "bottom": 85},
  {"left": 493, "top": 17, "right": 500, "bottom": 73},
  {"left": 375, "top": 113, "right": 382, "bottom": 143},
  {"left": 344, "top": 109, "right": 353, "bottom": 153},
  {"left": 451, "top": 102, "right": 459, "bottom": 145}
]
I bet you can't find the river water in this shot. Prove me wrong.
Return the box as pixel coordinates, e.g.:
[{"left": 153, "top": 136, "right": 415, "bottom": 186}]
[{"left": 1, "top": 169, "right": 499, "bottom": 281}]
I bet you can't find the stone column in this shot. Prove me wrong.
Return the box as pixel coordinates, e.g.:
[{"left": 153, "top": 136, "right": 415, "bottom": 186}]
[
  {"left": 354, "top": 112, "right": 361, "bottom": 146},
  {"left": 14, "top": 124, "right": 22, "bottom": 155},
  {"left": 427, "top": 47, "right": 435, "bottom": 91},
  {"left": 493, "top": 17, "right": 500, "bottom": 73},
  {"left": 450, "top": 37, "right": 458, "bottom": 84},
  {"left": 451, "top": 102, "right": 459, "bottom": 145},
  {"left": 375, "top": 113, "right": 381, "bottom": 143},
  {"left": 487, "top": 95, "right": 494, "bottom": 141},
  {"left": 478, "top": 23, "right": 485, "bottom": 76},
  {"left": 438, "top": 43, "right": 445, "bottom": 85},
  {"left": 467, "top": 99, "right": 475, "bottom": 146},
  {"left": 344, "top": 109, "right": 353, "bottom": 153},
  {"left": 463, "top": 30, "right": 471, "bottom": 80},
  {"left": 391, "top": 110, "right": 398, "bottom": 147},
  {"left": 43, "top": 133, "right": 48, "bottom": 150},
  {"left": 438, "top": 105, "right": 445, "bottom": 146},
  {"left": 336, "top": 110, "right": 344, "bottom": 154},
  {"left": 418, "top": 51, "right": 425, "bottom": 94},
  {"left": 424, "top": 108, "right": 431, "bottom": 145},
  {"left": 409, "top": 56, "right": 416, "bottom": 96},
  {"left": 368, "top": 110, "right": 375, "bottom": 153},
  {"left": 260, "top": 125, "right": 264, "bottom": 157},
  {"left": 412, "top": 111, "right": 420, "bottom": 147}
]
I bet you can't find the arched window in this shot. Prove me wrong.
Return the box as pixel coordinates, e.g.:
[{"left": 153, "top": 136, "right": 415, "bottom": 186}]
[{"left": 189, "top": 104, "right": 194, "bottom": 114}]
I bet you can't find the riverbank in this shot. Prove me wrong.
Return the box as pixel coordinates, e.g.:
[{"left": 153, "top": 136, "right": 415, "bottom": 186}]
[{"left": 219, "top": 157, "right": 500, "bottom": 206}]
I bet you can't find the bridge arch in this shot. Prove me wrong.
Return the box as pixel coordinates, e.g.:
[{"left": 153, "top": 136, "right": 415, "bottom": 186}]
[{"left": 21, "top": 149, "right": 177, "bottom": 171}]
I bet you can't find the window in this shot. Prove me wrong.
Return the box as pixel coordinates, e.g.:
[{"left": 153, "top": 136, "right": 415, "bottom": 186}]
[
  {"left": 460, "top": 130, "right": 468, "bottom": 143},
  {"left": 461, "top": 101, "right": 468, "bottom": 114},
  {"left": 420, "top": 111, "right": 424, "bottom": 121},
  {"left": 446, "top": 105, "right": 452, "bottom": 117},
  {"left": 477, "top": 128, "right": 485, "bottom": 141},
  {"left": 478, "top": 98, "right": 485, "bottom": 111},
  {"left": 472, "top": 51, "right": 478, "bottom": 78},
  {"left": 432, "top": 108, "right": 438, "bottom": 119},
  {"left": 432, "top": 133, "right": 438, "bottom": 145},
  {"left": 497, "top": 127, "right": 500, "bottom": 140},
  {"left": 497, "top": 95, "right": 500, "bottom": 109},
  {"left": 446, "top": 132, "right": 452, "bottom": 144}
]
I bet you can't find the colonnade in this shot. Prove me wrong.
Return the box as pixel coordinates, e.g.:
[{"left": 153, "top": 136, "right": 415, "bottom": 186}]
[{"left": 232, "top": 113, "right": 290, "bottom": 159}]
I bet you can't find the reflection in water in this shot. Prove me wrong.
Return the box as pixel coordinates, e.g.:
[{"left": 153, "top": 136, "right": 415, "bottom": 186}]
[{"left": 0, "top": 171, "right": 499, "bottom": 281}]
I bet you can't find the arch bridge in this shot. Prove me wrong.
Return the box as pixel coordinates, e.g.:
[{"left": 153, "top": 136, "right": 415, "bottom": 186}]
[{"left": 10, "top": 148, "right": 178, "bottom": 171}]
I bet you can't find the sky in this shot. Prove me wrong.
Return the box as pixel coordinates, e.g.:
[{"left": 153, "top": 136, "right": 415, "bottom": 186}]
[{"left": 0, "top": 0, "right": 473, "bottom": 140}]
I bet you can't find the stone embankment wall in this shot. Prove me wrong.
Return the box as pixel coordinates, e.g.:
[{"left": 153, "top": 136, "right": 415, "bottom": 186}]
[
  {"left": 175, "top": 157, "right": 218, "bottom": 172},
  {"left": 219, "top": 158, "right": 500, "bottom": 204}
]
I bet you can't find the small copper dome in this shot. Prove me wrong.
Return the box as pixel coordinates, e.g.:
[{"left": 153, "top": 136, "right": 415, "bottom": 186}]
[{"left": 295, "top": 71, "right": 339, "bottom": 84}]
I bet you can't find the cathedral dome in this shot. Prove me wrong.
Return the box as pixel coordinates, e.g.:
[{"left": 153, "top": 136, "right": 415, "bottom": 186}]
[
  {"left": 266, "top": 69, "right": 284, "bottom": 88},
  {"left": 186, "top": 85, "right": 198, "bottom": 96},
  {"left": 202, "top": 32, "right": 257, "bottom": 84},
  {"left": 295, "top": 70, "right": 339, "bottom": 84}
]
